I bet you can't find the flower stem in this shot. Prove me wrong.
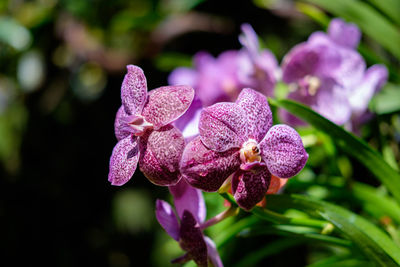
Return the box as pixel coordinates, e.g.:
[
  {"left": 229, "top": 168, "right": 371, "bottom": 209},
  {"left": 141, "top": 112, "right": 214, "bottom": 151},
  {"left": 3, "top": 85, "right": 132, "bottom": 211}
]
[{"left": 200, "top": 205, "right": 239, "bottom": 230}]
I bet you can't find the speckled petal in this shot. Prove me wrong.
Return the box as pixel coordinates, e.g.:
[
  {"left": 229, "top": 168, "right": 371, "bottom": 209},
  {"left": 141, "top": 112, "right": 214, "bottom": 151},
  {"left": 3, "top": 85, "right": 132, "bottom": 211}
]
[
  {"left": 236, "top": 88, "right": 272, "bottom": 142},
  {"left": 328, "top": 18, "right": 361, "bottom": 49},
  {"left": 155, "top": 200, "right": 180, "bottom": 241},
  {"left": 139, "top": 125, "right": 185, "bottom": 186},
  {"left": 199, "top": 102, "right": 248, "bottom": 152},
  {"left": 169, "top": 179, "right": 206, "bottom": 223},
  {"left": 114, "top": 106, "right": 131, "bottom": 141},
  {"left": 204, "top": 236, "right": 223, "bottom": 267},
  {"left": 121, "top": 65, "right": 148, "bottom": 115},
  {"left": 108, "top": 136, "right": 139, "bottom": 186},
  {"left": 141, "top": 86, "right": 195, "bottom": 129},
  {"left": 232, "top": 168, "right": 271, "bottom": 211},
  {"left": 260, "top": 125, "right": 308, "bottom": 178},
  {"left": 180, "top": 137, "right": 241, "bottom": 192},
  {"left": 179, "top": 210, "right": 208, "bottom": 267}
]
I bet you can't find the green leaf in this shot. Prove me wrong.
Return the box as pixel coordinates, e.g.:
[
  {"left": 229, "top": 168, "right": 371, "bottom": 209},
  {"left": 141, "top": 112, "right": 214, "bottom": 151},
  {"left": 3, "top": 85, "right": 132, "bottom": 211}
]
[
  {"left": 352, "top": 182, "right": 400, "bottom": 225},
  {"left": 304, "top": 0, "right": 400, "bottom": 60},
  {"left": 366, "top": 0, "right": 400, "bottom": 26},
  {"left": 269, "top": 98, "right": 400, "bottom": 204},
  {"left": 267, "top": 194, "right": 400, "bottom": 266}
]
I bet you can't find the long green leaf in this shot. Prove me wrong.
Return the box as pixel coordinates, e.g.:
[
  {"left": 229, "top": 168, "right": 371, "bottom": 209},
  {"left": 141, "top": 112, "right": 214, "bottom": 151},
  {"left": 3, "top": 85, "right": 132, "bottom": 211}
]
[
  {"left": 352, "top": 182, "right": 400, "bottom": 224},
  {"left": 267, "top": 194, "right": 400, "bottom": 266},
  {"left": 304, "top": 0, "right": 400, "bottom": 60},
  {"left": 269, "top": 98, "right": 400, "bottom": 204},
  {"left": 366, "top": 0, "right": 400, "bottom": 26}
]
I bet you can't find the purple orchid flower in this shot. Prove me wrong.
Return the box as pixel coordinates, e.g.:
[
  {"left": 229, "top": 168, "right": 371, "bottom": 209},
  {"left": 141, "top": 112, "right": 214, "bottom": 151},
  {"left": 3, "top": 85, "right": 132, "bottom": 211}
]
[
  {"left": 108, "top": 65, "right": 194, "bottom": 186},
  {"left": 281, "top": 18, "right": 388, "bottom": 127},
  {"left": 156, "top": 179, "right": 223, "bottom": 267},
  {"left": 180, "top": 88, "right": 308, "bottom": 210},
  {"left": 237, "top": 23, "right": 279, "bottom": 97},
  {"left": 168, "top": 24, "right": 278, "bottom": 107}
]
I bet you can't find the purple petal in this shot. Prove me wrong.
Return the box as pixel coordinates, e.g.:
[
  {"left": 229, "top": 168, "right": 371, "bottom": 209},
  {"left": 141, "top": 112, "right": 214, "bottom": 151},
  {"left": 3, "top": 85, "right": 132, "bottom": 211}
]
[
  {"left": 232, "top": 168, "right": 271, "bottom": 211},
  {"left": 155, "top": 199, "right": 180, "bottom": 241},
  {"left": 141, "top": 85, "right": 195, "bottom": 129},
  {"left": 139, "top": 125, "right": 185, "bottom": 186},
  {"left": 180, "top": 137, "right": 241, "bottom": 192},
  {"left": 328, "top": 18, "right": 361, "bottom": 49},
  {"left": 108, "top": 135, "right": 139, "bottom": 186},
  {"left": 239, "top": 23, "right": 260, "bottom": 58},
  {"left": 179, "top": 210, "right": 208, "bottom": 267},
  {"left": 204, "top": 236, "right": 224, "bottom": 267},
  {"left": 114, "top": 106, "right": 130, "bottom": 141},
  {"left": 199, "top": 102, "right": 248, "bottom": 152},
  {"left": 260, "top": 125, "right": 308, "bottom": 178},
  {"left": 348, "top": 64, "right": 388, "bottom": 116},
  {"left": 169, "top": 179, "right": 206, "bottom": 223},
  {"left": 315, "top": 79, "right": 352, "bottom": 125},
  {"left": 168, "top": 67, "right": 198, "bottom": 87},
  {"left": 235, "top": 88, "right": 272, "bottom": 142},
  {"left": 121, "top": 65, "right": 148, "bottom": 115},
  {"left": 174, "top": 96, "right": 203, "bottom": 142}
]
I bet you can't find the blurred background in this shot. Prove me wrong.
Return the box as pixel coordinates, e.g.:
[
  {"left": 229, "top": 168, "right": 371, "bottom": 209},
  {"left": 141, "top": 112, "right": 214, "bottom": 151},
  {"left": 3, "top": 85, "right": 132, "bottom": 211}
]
[{"left": 1, "top": 0, "right": 399, "bottom": 266}]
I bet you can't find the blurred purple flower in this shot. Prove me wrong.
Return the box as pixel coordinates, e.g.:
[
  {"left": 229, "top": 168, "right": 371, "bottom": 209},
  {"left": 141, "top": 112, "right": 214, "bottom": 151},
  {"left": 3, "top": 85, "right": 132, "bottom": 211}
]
[
  {"left": 156, "top": 179, "right": 223, "bottom": 267},
  {"left": 281, "top": 18, "right": 387, "bottom": 127},
  {"left": 169, "top": 24, "right": 278, "bottom": 106},
  {"left": 180, "top": 88, "right": 308, "bottom": 210},
  {"left": 237, "top": 23, "right": 279, "bottom": 97},
  {"left": 169, "top": 51, "right": 241, "bottom": 106},
  {"left": 108, "top": 65, "right": 194, "bottom": 186}
]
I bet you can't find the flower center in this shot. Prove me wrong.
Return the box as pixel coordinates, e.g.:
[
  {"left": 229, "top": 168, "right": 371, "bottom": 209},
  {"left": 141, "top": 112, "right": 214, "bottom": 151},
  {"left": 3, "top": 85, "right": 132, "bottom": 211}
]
[
  {"left": 295, "top": 75, "right": 321, "bottom": 96},
  {"left": 240, "top": 139, "right": 263, "bottom": 170},
  {"left": 122, "top": 114, "right": 153, "bottom": 136}
]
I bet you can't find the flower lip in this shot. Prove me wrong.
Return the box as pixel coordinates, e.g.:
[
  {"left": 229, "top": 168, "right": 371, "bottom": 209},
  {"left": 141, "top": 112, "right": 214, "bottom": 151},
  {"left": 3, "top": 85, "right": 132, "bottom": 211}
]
[
  {"left": 240, "top": 139, "right": 262, "bottom": 168},
  {"left": 296, "top": 75, "right": 321, "bottom": 96}
]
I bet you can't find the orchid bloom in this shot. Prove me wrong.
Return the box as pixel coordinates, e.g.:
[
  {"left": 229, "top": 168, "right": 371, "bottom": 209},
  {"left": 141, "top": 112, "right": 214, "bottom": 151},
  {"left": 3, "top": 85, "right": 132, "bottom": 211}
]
[
  {"left": 156, "top": 179, "right": 223, "bottom": 267},
  {"left": 281, "top": 18, "right": 388, "bottom": 128},
  {"left": 108, "top": 65, "right": 194, "bottom": 186},
  {"left": 180, "top": 88, "right": 308, "bottom": 210},
  {"left": 237, "top": 23, "right": 279, "bottom": 97}
]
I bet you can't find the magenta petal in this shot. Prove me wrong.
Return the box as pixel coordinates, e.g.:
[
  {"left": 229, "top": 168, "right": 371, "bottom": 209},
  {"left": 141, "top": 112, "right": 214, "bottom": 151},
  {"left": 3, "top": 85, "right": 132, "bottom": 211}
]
[
  {"left": 155, "top": 200, "right": 180, "bottom": 241},
  {"left": 328, "top": 18, "right": 361, "bottom": 49},
  {"left": 180, "top": 137, "right": 241, "bottom": 192},
  {"left": 169, "top": 179, "right": 206, "bottom": 223},
  {"left": 179, "top": 210, "right": 208, "bottom": 267},
  {"left": 236, "top": 88, "right": 272, "bottom": 142},
  {"left": 232, "top": 168, "right": 271, "bottom": 211},
  {"left": 199, "top": 102, "right": 248, "bottom": 152},
  {"left": 260, "top": 125, "right": 308, "bottom": 178},
  {"left": 141, "top": 86, "right": 195, "bottom": 129},
  {"left": 114, "top": 106, "right": 131, "bottom": 141},
  {"left": 121, "top": 65, "right": 148, "bottom": 115},
  {"left": 204, "top": 236, "right": 223, "bottom": 267},
  {"left": 108, "top": 136, "right": 139, "bottom": 186},
  {"left": 139, "top": 125, "right": 185, "bottom": 186}
]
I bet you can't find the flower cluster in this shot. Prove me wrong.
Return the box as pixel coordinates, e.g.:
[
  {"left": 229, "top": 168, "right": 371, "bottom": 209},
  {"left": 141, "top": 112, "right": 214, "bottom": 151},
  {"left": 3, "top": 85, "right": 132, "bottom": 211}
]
[
  {"left": 281, "top": 18, "right": 388, "bottom": 129},
  {"left": 108, "top": 18, "right": 386, "bottom": 266},
  {"left": 108, "top": 64, "right": 307, "bottom": 266}
]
